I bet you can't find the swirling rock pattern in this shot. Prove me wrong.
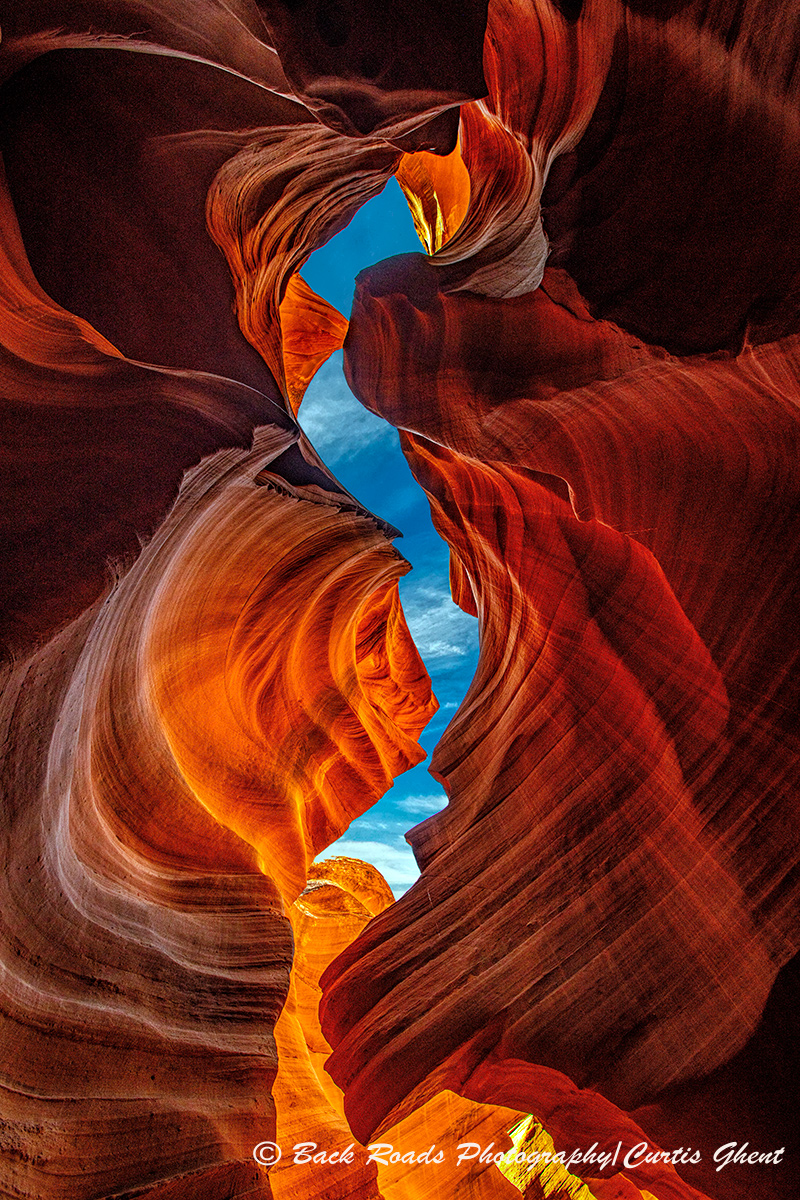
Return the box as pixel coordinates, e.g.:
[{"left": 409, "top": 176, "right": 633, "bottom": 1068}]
[
  {"left": 272, "top": 857, "right": 578, "bottom": 1200},
  {"left": 0, "top": 21, "right": 437, "bottom": 1192},
  {"left": 0, "top": 425, "right": 435, "bottom": 1198},
  {"left": 325, "top": 257, "right": 800, "bottom": 1200},
  {"left": 319, "top": 3, "right": 800, "bottom": 1197},
  {"left": 2, "top": 0, "right": 800, "bottom": 1197}
]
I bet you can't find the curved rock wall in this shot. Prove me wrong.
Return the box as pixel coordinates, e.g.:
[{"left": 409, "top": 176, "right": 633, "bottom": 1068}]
[
  {"left": 1, "top": 0, "right": 799, "bottom": 1197},
  {"left": 320, "top": 3, "right": 800, "bottom": 1198}
]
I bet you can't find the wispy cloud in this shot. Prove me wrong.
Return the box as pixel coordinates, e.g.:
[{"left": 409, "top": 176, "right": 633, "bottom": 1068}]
[
  {"left": 298, "top": 352, "right": 394, "bottom": 463},
  {"left": 350, "top": 816, "right": 394, "bottom": 832},
  {"left": 399, "top": 578, "right": 478, "bottom": 663},
  {"left": 315, "top": 839, "right": 420, "bottom": 897},
  {"left": 396, "top": 793, "right": 447, "bottom": 816}
]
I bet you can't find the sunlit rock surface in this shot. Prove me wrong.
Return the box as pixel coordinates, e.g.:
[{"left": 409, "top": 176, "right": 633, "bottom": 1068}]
[
  {"left": 0, "top": 26, "right": 436, "bottom": 1191},
  {"left": 1, "top": 0, "right": 799, "bottom": 1198},
  {"left": 0, "top": 420, "right": 435, "bottom": 1196},
  {"left": 272, "top": 857, "right": 590, "bottom": 1200}
]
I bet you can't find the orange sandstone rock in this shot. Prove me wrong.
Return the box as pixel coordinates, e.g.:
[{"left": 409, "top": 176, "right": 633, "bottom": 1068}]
[
  {"left": 3, "top": 2, "right": 800, "bottom": 1199},
  {"left": 0, "top": 423, "right": 436, "bottom": 1197},
  {"left": 273, "top": 858, "right": 568, "bottom": 1200},
  {"left": 396, "top": 143, "right": 471, "bottom": 254},
  {"left": 280, "top": 275, "right": 350, "bottom": 414}
]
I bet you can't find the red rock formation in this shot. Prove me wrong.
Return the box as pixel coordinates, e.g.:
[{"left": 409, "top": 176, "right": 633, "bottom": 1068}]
[
  {"left": 0, "top": 0, "right": 293, "bottom": 91},
  {"left": 0, "top": 18, "right": 438, "bottom": 1196},
  {"left": 3, "top": 0, "right": 800, "bottom": 1198},
  {"left": 0, "top": 421, "right": 435, "bottom": 1197},
  {"left": 318, "top": 3, "right": 800, "bottom": 1194},
  {"left": 280, "top": 275, "right": 350, "bottom": 414},
  {"left": 0, "top": 153, "right": 286, "bottom": 653},
  {"left": 206, "top": 121, "right": 398, "bottom": 396},
  {"left": 323, "top": 194, "right": 800, "bottom": 1200},
  {"left": 272, "top": 857, "right": 573, "bottom": 1200},
  {"left": 254, "top": 0, "right": 490, "bottom": 149}
]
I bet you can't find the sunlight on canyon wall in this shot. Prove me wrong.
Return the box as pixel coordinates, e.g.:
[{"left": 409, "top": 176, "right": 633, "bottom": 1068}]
[{"left": 1, "top": 0, "right": 799, "bottom": 1198}]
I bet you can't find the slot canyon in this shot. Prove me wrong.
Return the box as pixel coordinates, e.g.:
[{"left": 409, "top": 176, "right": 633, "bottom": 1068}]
[{"left": 0, "top": 1, "right": 798, "bottom": 1198}]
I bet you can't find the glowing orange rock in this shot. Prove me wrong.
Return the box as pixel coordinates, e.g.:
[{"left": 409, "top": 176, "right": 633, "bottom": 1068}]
[
  {"left": 280, "top": 274, "right": 350, "bottom": 414},
  {"left": 396, "top": 142, "right": 471, "bottom": 254},
  {"left": 147, "top": 460, "right": 435, "bottom": 901},
  {"left": 271, "top": 858, "right": 558, "bottom": 1200},
  {"left": 372, "top": 1091, "right": 526, "bottom": 1200},
  {"left": 0, "top": 413, "right": 435, "bottom": 1197},
  {"left": 271, "top": 862, "right": 389, "bottom": 1200}
]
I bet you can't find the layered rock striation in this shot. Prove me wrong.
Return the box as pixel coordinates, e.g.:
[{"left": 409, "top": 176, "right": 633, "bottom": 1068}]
[
  {"left": 2, "top": 0, "right": 800, "bottom": 1198},
  {"left": 0, "top": 9, "right": 440, "bottom": 1197},
  {"left": 320, "top": 4, "right": 800, "bottom": 1199}
]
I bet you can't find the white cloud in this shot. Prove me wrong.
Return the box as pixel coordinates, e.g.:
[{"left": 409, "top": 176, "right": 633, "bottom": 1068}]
[
  {"left": 315, "top": 839, "right": 420, "bottom": 897},
  {"left": 396, "top": 793, "right": 447, "bottom": 816},
  {"left": 399, "top": 579, "right": 478, "bottom": 663},
  {"left": 297, "top": 353, "right": 394, "bottom": 463},
  {"left": 351, "top": 816, "right": 394, "bottom": 832}
]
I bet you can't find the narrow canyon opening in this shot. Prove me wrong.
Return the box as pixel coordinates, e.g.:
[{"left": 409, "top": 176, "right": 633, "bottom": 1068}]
[{"left": 300, "top": 176, "right": 479, "bottom": 896}]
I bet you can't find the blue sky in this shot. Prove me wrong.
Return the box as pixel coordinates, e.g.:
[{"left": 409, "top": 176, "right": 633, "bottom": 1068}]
[{"left": 300, "top": 179, "right": 479, "bottom": 895}]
